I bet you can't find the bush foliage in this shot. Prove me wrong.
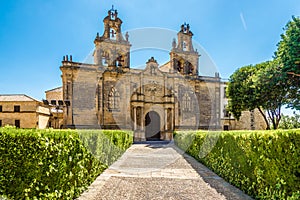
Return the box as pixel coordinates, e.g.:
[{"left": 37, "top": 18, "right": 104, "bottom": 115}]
[
  {"left": 0, "top": 127, "right": 133, "bottom": 199},
  {"left": 78, "top": 130, "right": 133, "bottom": 166},
  {"left": 279, "top": 114, "right": 300, "bottom": 129},
  {"left": 174, "top": 130, "right": 300, "bottom": 199}
]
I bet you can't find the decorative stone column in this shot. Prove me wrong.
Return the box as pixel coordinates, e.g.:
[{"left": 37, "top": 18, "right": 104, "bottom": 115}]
[
  {"left": 164, "top": 108, "right": 168, "bottom": 131},
  {"left": 140, "top": 107, "right": 146, "bottom": 141},
  {"left": 141, "top": 107, "right": 144, "bottom": 131},
  {"left": 133, "top": 106, "right": 137, "bottom": 131},
  {"left": 171, "top": 108, "right": 174, "bottom": 130}
]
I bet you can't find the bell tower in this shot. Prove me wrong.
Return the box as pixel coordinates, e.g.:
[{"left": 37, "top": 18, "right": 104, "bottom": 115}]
[
  {"left": 170, "top": 23, "right": 199, "bottom": 76},
  {"left": 93, "top": 6, "right": 131, "bottom": 71}
]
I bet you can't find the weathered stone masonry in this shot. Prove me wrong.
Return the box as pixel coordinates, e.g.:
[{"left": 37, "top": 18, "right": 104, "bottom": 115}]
[{"left": 60, "top": 7, "right": 221, "bottom": 141}]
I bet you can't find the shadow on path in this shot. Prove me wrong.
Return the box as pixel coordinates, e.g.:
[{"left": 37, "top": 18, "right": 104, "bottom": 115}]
[{"left": 134, "top": 140, "right": 173, "bottom": 149}]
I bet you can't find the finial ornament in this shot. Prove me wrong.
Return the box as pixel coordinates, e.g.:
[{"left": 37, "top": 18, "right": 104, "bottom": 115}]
[
  {"left": 147, "top": 57, "right": 157, "bottom": 63},
  {"left": 181, "top": 24, "right": 185, "bottom": 32},
  {"left": 172, "top": 38, "right": 177, "bottom": 48},
  {"left": 180, "top": 23, "right": 193, "bottom": 35},
  {"left": 109, "top": 5, "right": 118, "bottom": 19},
  {"left": 181, "top": 22, "right": 188, "bottom": 32}
]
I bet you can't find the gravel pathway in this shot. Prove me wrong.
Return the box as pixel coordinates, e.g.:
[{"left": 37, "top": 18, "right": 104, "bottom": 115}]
[{"left": 78, "top": 142, "right": 253, "bottom": 200}]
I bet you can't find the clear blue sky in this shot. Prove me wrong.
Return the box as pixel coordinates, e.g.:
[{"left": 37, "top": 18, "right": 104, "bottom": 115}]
[{"left": 0, "top": 0, "right": 299, "bottom": 101}]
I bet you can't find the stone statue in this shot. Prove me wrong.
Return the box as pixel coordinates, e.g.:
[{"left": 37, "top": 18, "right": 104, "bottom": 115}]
[
  {"left": 172, "top": 38, "right": 176, "bottom": 48},
  {"left": 125, "top": 32, "right": 129, "bottom": 41}
]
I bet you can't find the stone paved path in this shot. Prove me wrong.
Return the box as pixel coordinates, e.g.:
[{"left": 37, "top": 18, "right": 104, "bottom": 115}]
[{"left": 78, "top": 142, "right": 253, "bottom": 200}]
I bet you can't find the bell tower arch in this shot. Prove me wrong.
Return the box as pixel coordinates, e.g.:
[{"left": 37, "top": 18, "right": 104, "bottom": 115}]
[
  {"left": 170, "top": 23, "right": 199, "bottom": 76},
  {"left": 93, "top": 6, "right": 131, "bottom": 71}
]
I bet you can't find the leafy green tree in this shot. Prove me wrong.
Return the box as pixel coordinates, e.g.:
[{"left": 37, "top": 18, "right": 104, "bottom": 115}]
[
  {"left": 227, "top": 16, "right": 300, "bottom": 130},
  {"left": 275, "top": 16, "right": 300, "bottom": 110},
  {"left": 253, "top": 60, "right": 288, "bottom": 129},
  {"left": 227, "top": 60, "right": 288, "bottom": 129},
  {"left": 227, "top": 65, "right": 271, "bottom": 129},
  {"left": 227, "top": 65, "right": 253, "bottom": 120}
]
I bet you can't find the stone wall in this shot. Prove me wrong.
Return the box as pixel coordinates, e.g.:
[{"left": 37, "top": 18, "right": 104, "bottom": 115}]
[
  {"left": 0, "top": 101, "right": 50, "bottom": 129},
  {"left": 221, "top": 109, "right": 267, "bottom": 130},
  {"left": 60, "top": 58, "right": 222, "bottom": 133},
  {"left": 45, "top": 87, "right": 63, "bottom": 101}
]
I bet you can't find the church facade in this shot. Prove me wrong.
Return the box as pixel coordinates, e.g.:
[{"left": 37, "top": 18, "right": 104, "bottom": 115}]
[{"left": 60, "top": 7, "right": 223, "bottom": 141}]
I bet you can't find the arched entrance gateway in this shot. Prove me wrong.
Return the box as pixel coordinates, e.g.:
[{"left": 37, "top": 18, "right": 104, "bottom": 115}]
[
  {"left": 129, "top": 57, "right": 176, "bottom": 142},
  {"left": 145, "top": 111, "right": 161, "bottom": 140}
]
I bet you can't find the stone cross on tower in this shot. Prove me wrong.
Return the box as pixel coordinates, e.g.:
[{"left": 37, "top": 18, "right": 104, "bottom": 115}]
[
  {"left": 109, "top": 5, "right": 118, "bottom": 20},
  {"left": 93, "top": 7, "right": 131, "bottom": 68},
  {"left": 181, "top": 23, "right": 191, "bottom": 34},
  {"left": 170, "top": 23, "right": 199, "bottom": 76}
]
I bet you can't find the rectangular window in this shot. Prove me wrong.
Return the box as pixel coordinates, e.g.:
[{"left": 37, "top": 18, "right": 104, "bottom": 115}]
[
  {"left": 15, "top": 120, "right": 20, "bottom": 128},
  {"left": 0, "top": 105, "right": 2, "bottom": 112},
  {"left": 51, "top": 100, "right": 57, "bottom": 106},
  {"left": 223, "top": 125, "right": 229, "bottom": 131},
  {"left": 14, "top": 105, "right": 20, "bottom": 112},
  {"left": 224, "top": 87, "right": 227, "bottom": 98},
  {"left": 0, "top": 120, "right": 2, "bottom": 127}
]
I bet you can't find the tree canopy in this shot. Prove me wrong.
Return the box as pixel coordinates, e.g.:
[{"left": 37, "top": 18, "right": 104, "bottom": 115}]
[
  {"left": 276, "top": 16, "right": 300, "bottom": 110},
  {"left": 227, "top": 61, "right": 287, "bottom": 129},
  {"left": 227, "top": 65, "right": 256, "bottom": 120},
  {"left": 227, "top": 16, "right": 300, "bottom": 130},
  {"left": 254, "top": 60, "right": 288, "bottom": 129}
]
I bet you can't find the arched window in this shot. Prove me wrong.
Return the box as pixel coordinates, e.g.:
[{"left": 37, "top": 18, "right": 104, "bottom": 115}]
[
  {"left": 182, "top": 92, "right": 191, "bottom": 112},
  {"left": 102, "top": 52, "right": 109, "bottom": 66},
  {"left": 110, "top": 28, "right": 116, "bottom": 40},
  {"left": 116, "top": 54, "right": 125, "bottom": 67},
  {"left": 176, "top": 60, "right": 184, "bottom": 73},
  {"left": 108, "top": 87, "right": 120, "bottom": 111},
  {"left": 184, "top": 61, "right": 190, "bottom": 74},
  {"left": 183, "top": 41, "right": 188, "bottom": 51}
]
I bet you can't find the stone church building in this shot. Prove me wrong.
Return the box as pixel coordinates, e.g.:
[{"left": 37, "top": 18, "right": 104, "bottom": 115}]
[{"left": 57, "top": 7, "right": 265, "bottom": 141}]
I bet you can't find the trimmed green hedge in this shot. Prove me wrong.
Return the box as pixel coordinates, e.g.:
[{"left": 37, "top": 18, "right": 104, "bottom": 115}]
[
  {"left": 0, "top": 127, "right": 133, "bottom": 199},
  {"left": 174, "top": 130, "right": 300, "bottom": 200},
  {"left": 78, "top": 130, "right": 133, "bottom": 166}
]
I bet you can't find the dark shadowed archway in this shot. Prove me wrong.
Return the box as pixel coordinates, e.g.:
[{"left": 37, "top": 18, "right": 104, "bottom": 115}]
[{"left": 145, "top": 111, "right": 161, "bottom": 140}]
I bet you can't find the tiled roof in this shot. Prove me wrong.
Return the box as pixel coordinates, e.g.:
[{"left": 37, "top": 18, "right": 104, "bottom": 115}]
[
  {"left": 0, "top": 94, "right": 40, "bottom": 102},
  {"left": 45, "top": 86, "right": 62, "bottom": 93}
]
